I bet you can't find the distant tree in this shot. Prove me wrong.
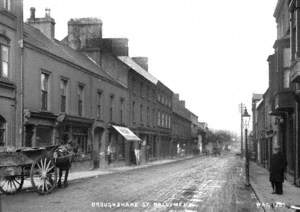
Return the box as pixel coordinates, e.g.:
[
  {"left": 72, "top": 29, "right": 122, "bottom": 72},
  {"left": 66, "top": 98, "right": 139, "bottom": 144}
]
[{"left": 206, "top": 129, "right": 236, "bottom": 149}]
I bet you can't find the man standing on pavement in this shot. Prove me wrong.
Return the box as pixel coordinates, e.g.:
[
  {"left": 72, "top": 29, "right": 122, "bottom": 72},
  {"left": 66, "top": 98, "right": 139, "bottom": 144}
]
[
  {"left": 134, "top": 141, "right": 141, "bottom": 165},
  {"left": 269, "top": 145, "right": 286, "bottom": 195}
]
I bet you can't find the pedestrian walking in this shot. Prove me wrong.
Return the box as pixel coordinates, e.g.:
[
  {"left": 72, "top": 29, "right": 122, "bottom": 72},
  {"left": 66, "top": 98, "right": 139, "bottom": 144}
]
[{"left": 269, "top": 145, "right": 286, "bottom": 195}]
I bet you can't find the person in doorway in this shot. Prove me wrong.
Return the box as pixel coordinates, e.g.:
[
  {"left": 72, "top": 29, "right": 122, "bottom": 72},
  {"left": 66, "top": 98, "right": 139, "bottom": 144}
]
[
  {"left": 107, "top": 143, "right": 112, "bottom": 165},
  {"left": 269, "top": 145, "right": 286, "bottom": 195},
  {"left": 134, "top": 141, "right": 141, "bottom": 165}
]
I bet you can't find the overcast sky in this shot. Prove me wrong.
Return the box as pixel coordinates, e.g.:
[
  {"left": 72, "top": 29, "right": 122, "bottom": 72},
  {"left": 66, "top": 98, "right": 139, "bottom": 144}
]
[{"left": 24, "top": 0, "right": 277, "bottom": 134}]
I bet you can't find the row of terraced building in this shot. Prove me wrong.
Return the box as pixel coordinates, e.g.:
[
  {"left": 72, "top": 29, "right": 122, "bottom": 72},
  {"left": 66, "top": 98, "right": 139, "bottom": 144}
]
[
  {"left": 0, "top": 0, "right": 207, "bottom": 169},
  {"left": 252, "top": 0, "right": 300, "bottom": 186}
]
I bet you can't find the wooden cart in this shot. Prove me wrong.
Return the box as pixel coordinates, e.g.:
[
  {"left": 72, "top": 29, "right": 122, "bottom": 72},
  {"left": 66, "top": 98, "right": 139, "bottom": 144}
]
[{"left": 0, "top": 145, "right": 72, "bottom": 195}]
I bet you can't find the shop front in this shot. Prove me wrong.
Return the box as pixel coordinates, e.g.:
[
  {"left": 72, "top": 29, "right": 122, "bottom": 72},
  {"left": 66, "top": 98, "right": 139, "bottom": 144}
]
[
  {"left": 24, "top": 111, "right": 57, "bottom": 147},
  {"left": 109, "top": 125, "right": 141, "bottom": 166},
  {"left": 55, "top": 114, "right": 94, "bottom": 169}
]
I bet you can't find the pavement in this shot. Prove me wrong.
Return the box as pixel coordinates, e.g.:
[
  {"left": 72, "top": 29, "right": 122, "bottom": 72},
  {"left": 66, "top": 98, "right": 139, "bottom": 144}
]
[
  {"left": 250, "top": 161, "right": 300, "bottom": 212},
  {"left": 21, "top": 155, "right": 194, "bottom": 191}
]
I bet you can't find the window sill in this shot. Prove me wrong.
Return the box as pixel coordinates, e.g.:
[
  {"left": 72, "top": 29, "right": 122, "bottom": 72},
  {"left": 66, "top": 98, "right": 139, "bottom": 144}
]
[{"left": 0, "top": 78, "right": 15, "bottom": 89}]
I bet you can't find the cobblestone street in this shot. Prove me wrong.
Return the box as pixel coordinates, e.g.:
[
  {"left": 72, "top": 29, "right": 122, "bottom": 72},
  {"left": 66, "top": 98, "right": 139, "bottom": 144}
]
[{"left": 2, "top": 154, "right": 259, "bottom": 212}]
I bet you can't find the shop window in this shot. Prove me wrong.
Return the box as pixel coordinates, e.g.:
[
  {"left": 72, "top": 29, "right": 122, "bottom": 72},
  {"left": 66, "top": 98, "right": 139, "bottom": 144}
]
[
  {"left": 25, "top": 125, "right": 34, "bottom": 147},
  {"left": 36, "top": 126, "right": 52, "bottom": 147},
  {"left": 41, "top": 72, "right": 49, "bottom": 111},
  {"left": 78, "top": 84, "right": 84, "bottom": 116},
  {"left": 0, "top": 116, "right": 6, "bottom": 146},
  {"left": 72, "top": 127, "right": 88, "bottom": 154},
  {"left": 60, "top": 79, "right": 68, "bottom": 113},
  {"left": 117, "top": 137, "right": 125, "bottom": 160}
]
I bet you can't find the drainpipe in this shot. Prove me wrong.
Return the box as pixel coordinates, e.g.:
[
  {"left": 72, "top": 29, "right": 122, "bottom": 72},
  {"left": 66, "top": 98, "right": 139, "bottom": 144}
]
[
  {"left": 296, "top": 102, "right": 299, "bottom": 185},
  {"left": 20, "top": 18, "right": 24, "bottom": 148},
  {"left": 240, "top": 103, "right": 244, "bottom": 157},
  {"left": 16, "top": 0, "right": 24, "bottom": 148}
]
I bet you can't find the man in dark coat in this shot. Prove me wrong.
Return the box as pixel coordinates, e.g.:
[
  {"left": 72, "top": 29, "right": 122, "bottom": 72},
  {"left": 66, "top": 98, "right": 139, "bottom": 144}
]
[{"left": 269, "top": 146, "right": 286, "bottom": 195}]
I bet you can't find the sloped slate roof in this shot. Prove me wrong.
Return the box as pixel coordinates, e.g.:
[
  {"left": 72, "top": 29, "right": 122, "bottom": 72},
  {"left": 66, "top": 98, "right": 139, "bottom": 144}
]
[
  {"left": 23, "top": 24, "right": 118, "bottom": 83},
  {"left": 118, "top": 56, "right": 158, "bottom": 85}
]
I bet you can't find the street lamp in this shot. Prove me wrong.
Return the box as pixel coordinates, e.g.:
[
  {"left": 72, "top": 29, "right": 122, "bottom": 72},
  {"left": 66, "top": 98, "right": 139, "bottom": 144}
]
[{"left": 242, "top": 107, "right": 251, "bottom": 186}]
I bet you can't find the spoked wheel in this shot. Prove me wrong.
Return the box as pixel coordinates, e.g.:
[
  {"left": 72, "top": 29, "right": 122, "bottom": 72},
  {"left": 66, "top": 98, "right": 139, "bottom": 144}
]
[
  {"left": 0, "top": 174, "right": 24, "bottom": 195},
  {"left": 30, "top": 156, "right": 57, "bottom": 195}
]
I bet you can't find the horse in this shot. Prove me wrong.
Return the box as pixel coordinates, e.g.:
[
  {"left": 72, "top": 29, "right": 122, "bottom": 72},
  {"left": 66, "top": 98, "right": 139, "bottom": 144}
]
[{"left": 53, "top": 143, "right": 73, "bottom": 188}]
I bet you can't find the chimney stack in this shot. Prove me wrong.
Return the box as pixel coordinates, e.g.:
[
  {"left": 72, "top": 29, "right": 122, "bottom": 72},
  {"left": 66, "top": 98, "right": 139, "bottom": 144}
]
[
  {"left": 27, "top": 8, "right": 55, "bottom": 40},
  {"left": 30, "top": 7, "right": 35, "bottom": 20},
  {"left": 180, "top": 100, "right": 186, "bottom": 108},
  {"left": 101, "top": 38, "right": 128, "bottom": 56},
  {"left": 67, "top": 18, "right": 102, "bottom": 50}
]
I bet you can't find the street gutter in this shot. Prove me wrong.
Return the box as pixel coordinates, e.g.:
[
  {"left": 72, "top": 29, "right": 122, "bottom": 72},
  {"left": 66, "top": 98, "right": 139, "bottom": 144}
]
[{"left": 250, "top": 182, "right": 268, "bottom": 212}]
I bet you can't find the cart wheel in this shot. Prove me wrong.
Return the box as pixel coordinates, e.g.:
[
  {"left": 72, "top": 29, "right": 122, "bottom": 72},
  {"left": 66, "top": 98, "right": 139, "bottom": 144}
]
[
  {"left": 0, "top": 174, "right": 24, "bottom": 195},
  {"left": 30, "top": 156, "right": 57, "bottom": 195}
]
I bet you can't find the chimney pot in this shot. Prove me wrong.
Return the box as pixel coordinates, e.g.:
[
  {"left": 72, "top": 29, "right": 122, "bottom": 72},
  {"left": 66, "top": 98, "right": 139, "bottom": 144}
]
[
  {"left": 27, "top": 8, "right": 55, "bottom": 40},
  {"left": 45, "top": 8, "right": 51, "bottom": 17},
  {"left": 30, "top": 7, "right": 35, "bottom": 20}
]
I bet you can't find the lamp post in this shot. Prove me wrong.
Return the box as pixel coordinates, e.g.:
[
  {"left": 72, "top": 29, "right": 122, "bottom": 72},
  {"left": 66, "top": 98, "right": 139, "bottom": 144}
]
[
  {"left": 239, "top": 103, "right": 244, "bottom": 158},
  {"left": 242, "top": 107, "right": 251, "bottom": 186}
]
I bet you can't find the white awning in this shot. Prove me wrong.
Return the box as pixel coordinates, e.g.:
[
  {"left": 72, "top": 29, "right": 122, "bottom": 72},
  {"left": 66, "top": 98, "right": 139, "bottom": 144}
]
[{"left": 112, "top": 125, "right": 141, "bottom": 141}]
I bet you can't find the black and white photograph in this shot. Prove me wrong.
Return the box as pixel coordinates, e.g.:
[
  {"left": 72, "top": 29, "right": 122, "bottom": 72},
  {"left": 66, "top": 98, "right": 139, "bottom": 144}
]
[{"left": 0, "top": 0, "right": 300, "bottom": 211}]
